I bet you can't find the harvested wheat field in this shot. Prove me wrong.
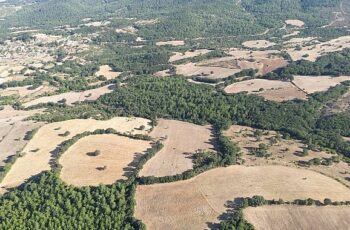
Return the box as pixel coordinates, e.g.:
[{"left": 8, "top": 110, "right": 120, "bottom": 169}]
[
  {"left": 60, "top": 134, "right": 151, "bottom": 186},
  {"left": 169, "top": 49, "right": 211, "bottom": 62},
  {"left": 244, "top": 205, "right": 350, "bottom": 230},
  {"left": 224, "top": 125, "right": 350, "bottom": 187},
  {"left": 135, "top": 165, "right": 350, "bottom": 230},
  {"left": 156, "top": 40, "right": 185, "bottom": 46},
  {"left": 285, "top": 19, "right": 305, "bottom": 27},
  {"left": 95, "top": 65, "right": 121, "bottom": 80},
  {"left": 224, "top": 79, "right": 307, "bottom": 101},
  {"left": 139, "top": 119, "right": 215, "bottom": 177},
  {"left": 242, "top": 40, "right": 276, "bottom": 49},
  {"left": 23, "top": 84, "right": 116, "bottom": 107},
  {"left": 176, "top": 62, "right": 240, "bottom": 79},
  {"left": 0, "top": 106, "right": 44, "bottom": 166},
  {"left": 292, "top": 76, "right": 350, "bottom": 94},
  {"left": 0, "top": 85, "right": 56, "bottom": 101},
  {"left": 0, "top": 117, "right": 151, "bottom": 193}
]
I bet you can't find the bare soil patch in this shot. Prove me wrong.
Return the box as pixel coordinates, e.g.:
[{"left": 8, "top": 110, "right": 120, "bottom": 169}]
[
  {"left": 292, "top": 76, "right": 350, "bottom": 94},
  {"left": 116, "top": 26, "right": 138, "bottom": 34},
  {"left": 169, "top": 49, "right": 211, "bottom": 62},
  {"left": 156, "top": 40, "right": 185, "bottom": 46},
  {"left": 224, "top": 79, "right": 307, "bottom": 102},
  {"left": 0, "top": 117, "right": 151, "bottom": 192},
  {"left": 95, "top": 65, "right": 121, "bottom": 80},
  {"left": 135, "top": 165, "right": 350, "bottom": 229},
  {"left": 139, "top": 119, "right": 215, "bottom": 177},
  {"left": 244, "top": 205, "right": 350, "bottom": 230},
  {"left": 176, "top": 62, "right": 240, "bottom": 79},
  {"left": 285, "top": 19, "right": 305, "bottom": 27},
  {"left": 242, "top": 40, "right": 276, "bottom": 49},
  {"left": 23, "top": 84, "right": 116, "bottom": 107},
  {"left": 60, "top": 134, "right": 151, "bottom": 186}
]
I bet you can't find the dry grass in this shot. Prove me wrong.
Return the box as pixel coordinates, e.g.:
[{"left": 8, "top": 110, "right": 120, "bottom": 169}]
[
  {"left": 95, "top": 65, "right": 121, "bottom": 80},
  {"left": 0, "top": 117, "right": 151, "bottom": 192},
  {"left": 285, "top": 19, "right": 305, "bottom": 27},
  {"left": 116, "top": 26, "right": 138, "bottom": 34},
  {"left": 176, "top": 62, "right": 240, "bottom": 79},
  {"left": 23, "top": 84, "right": 116, "bottom": 107},
  {"left": 135, "top": 165, "right": 350, "bottom": 229},
  {"left": 242, "top": 40, "right": 276, "bottom": 49},
  {"left": 224, "top": 79, "right": 307, "bottom": 101},
  {"left": 293, "top": 76, "right": 350, "bottom": 94},
  {"left": 224, "top": 125, "right": 350, "bottom": 187},
  {"left": 169, "top": 49, "right": 211, "bottom": 62},
  {"left": 324, "top": 88, "right": 350, "bottom": 114},
  {"left": 139, "top": 119, "right": 215, "bottom": 177},
  {"left": 59, "top": 134, "right": 151, "bottom": 186},
  {"left": 244, "top": 205, "right": 350, "bottom": 230},
  {"left": 156, "top": 40, "right": 185, "bottom": 46}
]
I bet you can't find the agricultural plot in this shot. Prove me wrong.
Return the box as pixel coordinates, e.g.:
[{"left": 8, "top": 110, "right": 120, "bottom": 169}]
[
  {"left": 292, "top": 76, "right": 350, "bottom": 94},
  {"left": 169, "top": 49, "right": 211, "bottom": 62},
  {"left": 60, "top": 134, "right": 151, "bottom": 186},
  {"left": 95, "top": 65, "right": 121, "bottom": 80},
  {"left": 23, "top": 84, "right": 116, "bottom": 107},
  {"left": 0, "top": 117, "right": 151, "bottom": 192},
  {"left": 224, "top": 79, "right": 307, "bottom": 102},
  {"left": 156, "top": 40, "right": 185, "bottom": 46},
  {"left": 242, "top": 40, "right": 276, "bottom": 49},
  {"left": 224, "top": 125, "right": 350, "bottom": 187},
  {"left": 135, "top": 165, "right": 350, "bottom": 230},
  {"left": 285, "top": 19, "right": 305, "bottom": 27},
  {"left": 139, "top": 119, "right": 215, "bottom": 177},
  {"left": 244, "top": 205, "right": 350, "bottom": 230}
]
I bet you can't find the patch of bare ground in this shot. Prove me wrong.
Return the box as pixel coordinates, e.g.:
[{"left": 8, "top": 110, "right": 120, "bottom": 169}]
[
  {"left": 0, "top": 117, "right": 151, "bottom": 193},
  {"left": 135, "top": 165, "right": 350, "bottom": 230},
  {"left": 292, "top": 76, "right": 350, "bottom": 94},
  {"left": 224, "top": 79, "right": 307, "bottom": 102},
  {"left": 0, "top": 85, "right": 56, "bottom": 102},
  {"left": 134, "top": 19, "right": 159, "bottom": 26},
  {"left": 244, "top": 205, "right": 350, "bottom": 230},
  {"left": 116, "top": 26, "right": 138, "bottom": 34},
  {"left": 324, "top": 88, "right": 350, "bottom": 114},
  {"left": 169, "top": 49, "right": 211, "bottom": 62},
  {"left": 139, "top": 119, "right": 215, "bottom": 177},
  {"left": 0, "top": 106, "right": 44, "bottom": 166},
  {"left": 224, "top": 125, "right": 350, "bottom": 187},
  {"left": 59, "top": 134, "right": 151, "bottom": 186},
  {"left": 242, "top": 40, "right": 276, "bottom": 49},
  {"left": 154, "top": 69, "right": 172, "bottom": 77},
  {"left": 176, "top": 62, "right": 241, "bottom": 79},
  {"left": 84, "top": 21, "right": 110, "bottom": 27},
  {"left": 23, "top": 84, "right": 116, "bottom": 107},
  {"left": 285, "top": 36, "right": 350, "bottom": 61},
  {"left": 95, "top": 65, "right": 121, "bottom": 80},
  {"left": 285, "top": 19, "right": 305, "bottom": 27},
  {"left": 156, "top": 40, "right": 185, "bottom": 46}
]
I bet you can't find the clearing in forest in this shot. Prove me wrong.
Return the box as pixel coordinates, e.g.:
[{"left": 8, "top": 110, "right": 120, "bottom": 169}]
[
  {"left": 244, "top": 205, "right": 350, "bottom": 230},
  {"left": 224, "top": 79, "right": 307, "bottom": 102},
  {"left": 95, "top": 65, "right": 121, "bottom": 80},
  {"left": 0, "top": 117, "right": 151, "bottom": 193},
  {"left": 242, "top": 40, "right": 276, "bottom": 49},
  {"left": 135, "top": 165, "right": 350, "bottom": 230},
  {"left": 285, "top": 19, "right": 305, "bottom": 27},
  {"left": 292, "top": 76, "right": 350, "bottom": 94},
  {"left": 156, "top": 40, "right": 185, "bottom": 46},
  {"left": 60, "top": 134, "right": 152, "bottom": 186},
  {"left": 139, "top": 119, "right": 215, "bottom": 177},
  {"left": 23, "top": 84, "right": 116, "bottom": 107},
  {"left": 169, "top": 49, "right": 211, "bottom": 62},
  {"left": 224, "top": 125, "right": 350, "bottom": 187}
]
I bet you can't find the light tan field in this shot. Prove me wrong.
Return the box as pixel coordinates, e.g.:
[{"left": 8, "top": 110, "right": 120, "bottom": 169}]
[
  {"left": 84, "top": 21, "right": 110, "bottom": 27},
  {"left": 116, "top": 26, "right": 138, "bottom": 34},
  {"left": 0, "top": 85, "right": 56, "bottom": 101},
  {"left": 286, "top": 36, "right": 350, "bottom": 61},
  {"left": 154, "top": 69, "right": 172, "bottom": 77},
  {"left": 242, "top": 40, "right": 276, "bottom": 49},
  {"left": 169, "top": 49, "right": 211, "bottom": 62},
  {"left": 0, "top": 106, "right": 43, "bottom": 166},
  {"left": 140, "top": 119, "right": 214, "bottom": 177},
  {"left": 282, "top": 31, "right": 300, "bottom": 38},
  {"left": 135, "top": 165, "right": 350, "bottom": 230},
  {"left": 60, "top": 134, "right": 152, "bottom": 186},
  {"left": 95, "top": 65, "right": 121, "bottom": 80},
  {"left": 0, "top": 117, "right": 151, "bottom": 192},
  {"left": 134, "top": 19, "right": 159, "bottom": 26},
  {"left": 23, "top": 84, "right": 115, "bottom": 107},
  {"left": 292, "top": 76, "right": 350, "bottom": 94},
  {"left": 176, "top": 62, "right": 240, "bottom": 79},
  {"left": 285, "top": 19, "right": 305, "bottom": 27},
  {"left": 224, "top": 125, "right": 350, "bottom": 187},
  {"left": 156, "top": 40, "right": 185, "bottom": 46},
  {"left": 224, "top": 79, "right": 307, "bottom": 101},
  {"left": 244, "top": 205, "right": 350, "bottom": 230}
]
